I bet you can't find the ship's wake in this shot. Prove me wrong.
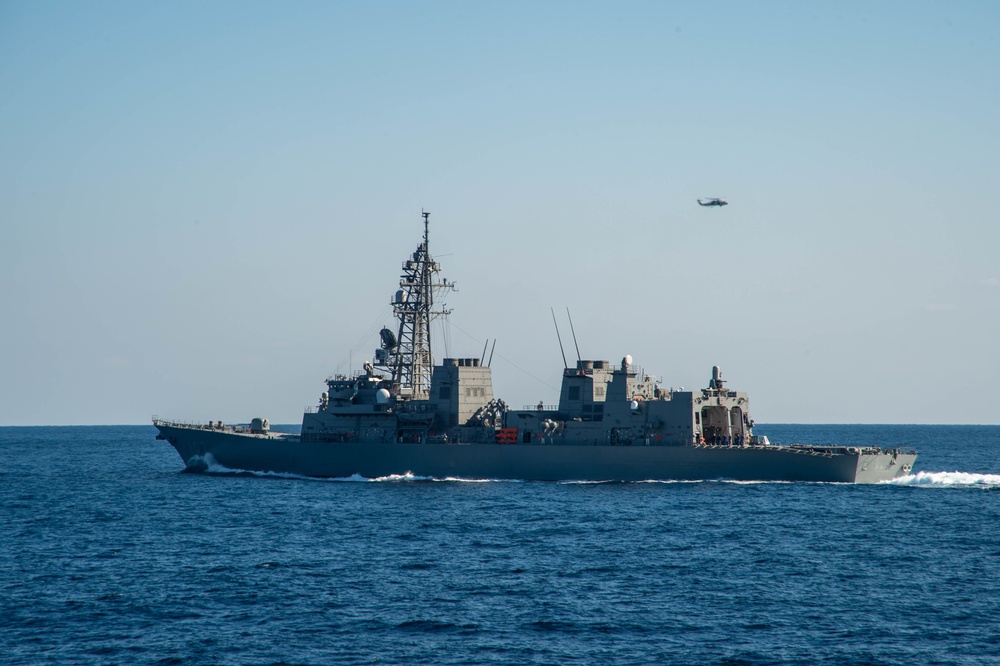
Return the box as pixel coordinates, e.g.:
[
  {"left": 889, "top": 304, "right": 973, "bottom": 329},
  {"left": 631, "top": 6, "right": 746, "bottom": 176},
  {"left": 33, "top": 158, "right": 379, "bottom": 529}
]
[
  {"left": 188, "top": 453, "right": 340, "bottom": 481},
  {"left": 883, "top": 471, "right": 1000, "bottom": 488},
  {"left": 341, "top": 473, "right": 519, "bottom": 483},
  {"left": 185, "top": 456, "right": 517, "bottom": 483},
  {"left": 185, "top": 455, "right": 999, "bottom": 487},
  {"left": 370, "top": 472, "right": 434, "bottom": 482}
]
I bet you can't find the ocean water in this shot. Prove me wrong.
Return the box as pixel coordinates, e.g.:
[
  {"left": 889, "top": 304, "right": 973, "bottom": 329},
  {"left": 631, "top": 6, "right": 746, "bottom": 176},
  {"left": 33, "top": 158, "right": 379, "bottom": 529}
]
[{"left": 2, "top": 425, "right": 999, "bottom": 666}]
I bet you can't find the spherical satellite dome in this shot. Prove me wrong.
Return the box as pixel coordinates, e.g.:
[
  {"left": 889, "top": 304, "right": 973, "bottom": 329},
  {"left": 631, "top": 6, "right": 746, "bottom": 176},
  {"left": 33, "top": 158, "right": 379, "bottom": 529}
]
[{"left": 376, "top": 388, "right": 391, "bottom": 404}]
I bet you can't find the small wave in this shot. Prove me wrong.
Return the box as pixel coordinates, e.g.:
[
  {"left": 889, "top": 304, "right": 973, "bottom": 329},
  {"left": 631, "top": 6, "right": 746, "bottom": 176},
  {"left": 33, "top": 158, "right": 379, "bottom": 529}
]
[
  {"left": 396, "top": 619, "right": 479, "bottom": 633},
  {"left": 884, "top": 471, "right": 1000, "bottom": 488},
  {"left": 399, "top": 562, "right": 434, "bottom": 570},
  {"left": 529, "top": 620, "right": 581, "bottom": 633}
]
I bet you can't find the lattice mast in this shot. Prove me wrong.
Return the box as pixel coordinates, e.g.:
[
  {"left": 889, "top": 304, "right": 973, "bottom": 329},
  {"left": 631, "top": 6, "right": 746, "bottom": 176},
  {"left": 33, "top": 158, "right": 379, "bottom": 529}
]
[{"left": 379, "top": 211, "right": 454, "bottom": 399}]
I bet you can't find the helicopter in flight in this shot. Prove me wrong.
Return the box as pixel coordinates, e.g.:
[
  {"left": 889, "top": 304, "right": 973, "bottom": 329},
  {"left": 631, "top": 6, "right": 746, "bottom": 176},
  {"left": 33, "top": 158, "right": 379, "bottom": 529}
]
[{"left": 697, "top": 198, "right": 728, "bottom": 207}]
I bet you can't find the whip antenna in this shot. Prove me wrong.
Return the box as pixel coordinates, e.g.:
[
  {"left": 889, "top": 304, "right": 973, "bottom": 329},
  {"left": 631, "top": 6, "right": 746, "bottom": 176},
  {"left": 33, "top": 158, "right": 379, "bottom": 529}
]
[
  {"left": 551, "top": 307, "right": 568, "bottom": 369},
  {"left": 566, "top": 308, "right": 581, "bottom": 362}
]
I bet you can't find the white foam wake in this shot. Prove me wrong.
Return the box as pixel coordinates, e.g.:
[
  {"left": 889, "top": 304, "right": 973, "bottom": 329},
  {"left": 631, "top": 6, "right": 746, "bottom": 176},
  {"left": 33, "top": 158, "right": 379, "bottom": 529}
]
[
  {"left": 560, "top": 479, "right": 797, "bottom": 485},
  {"left": 373, "top": 473, "right": 519, "bottom": 483},
  {"left": 201, "top": 454, "right": 332, "bottom": 480},
  {"left": 884, "top": 471, "right": 1000, "bottom": 488},
  {"left": 370, "top": 472, "right": 434, "bottom": 482},
  {"left": 186, "top": 458, "right": 518, "bottom": 483},
  {"left": 191, "top": 455, "right": 370, "bottom": 482}
]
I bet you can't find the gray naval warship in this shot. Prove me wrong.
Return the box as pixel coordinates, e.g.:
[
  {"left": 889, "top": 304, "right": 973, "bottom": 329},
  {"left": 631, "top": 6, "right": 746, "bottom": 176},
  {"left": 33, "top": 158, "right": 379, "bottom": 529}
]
[{"left": 154, "top": 213, "right": 916, "bottom": 483}]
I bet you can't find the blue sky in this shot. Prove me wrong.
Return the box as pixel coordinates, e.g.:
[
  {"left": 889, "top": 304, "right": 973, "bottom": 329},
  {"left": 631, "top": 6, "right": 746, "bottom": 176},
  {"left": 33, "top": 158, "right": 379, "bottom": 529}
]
[{"left": 2, "top": 1, "right": 998, "bottom": 425}]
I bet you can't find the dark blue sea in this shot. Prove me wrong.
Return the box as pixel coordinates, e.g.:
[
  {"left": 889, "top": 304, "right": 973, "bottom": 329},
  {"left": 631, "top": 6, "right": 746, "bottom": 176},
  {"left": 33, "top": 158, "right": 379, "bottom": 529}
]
[{"left": 2, "top": 425, "right": 999, "bottom": 665}]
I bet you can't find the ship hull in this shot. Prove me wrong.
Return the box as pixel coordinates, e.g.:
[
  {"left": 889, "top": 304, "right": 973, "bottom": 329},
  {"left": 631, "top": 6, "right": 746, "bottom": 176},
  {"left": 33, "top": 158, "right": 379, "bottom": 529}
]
[{"left": 155, "top": 423, "right": 914, "bottom": 484}]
